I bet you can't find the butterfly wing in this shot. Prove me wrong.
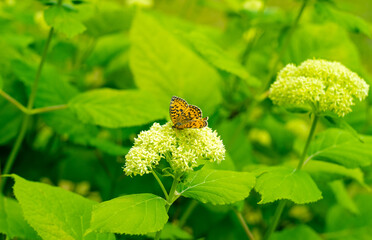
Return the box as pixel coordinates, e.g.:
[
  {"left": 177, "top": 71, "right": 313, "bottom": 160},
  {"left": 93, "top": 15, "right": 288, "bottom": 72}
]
[
  {"left": 169, "top": 96, "right": 189, "bottom": 125},
  {"left": 177, "top": 117, "right": 209, "bottom": 129}
]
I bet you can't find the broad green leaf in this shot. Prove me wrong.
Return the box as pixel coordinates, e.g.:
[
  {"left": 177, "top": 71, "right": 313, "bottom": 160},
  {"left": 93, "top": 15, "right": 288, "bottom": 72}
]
[
  {"left": 90, "top": 193, "right": 168, "bottom": 235},
  {"left": 0, "top": 75, "right": 3, "bottom": 89},
  {"left": 329, "top": 180, "right": 359, "bottom": 214},
  {"left": 271, "top": 224, "right": 322, "bottom": 240},
  {"left": 178, "top": 169, "right": 256, "bottom": 205},
  {"left": 74, "top": 137, "right": 130, "bottom": 156},
  {"left": 0, "top": 195, "right": 40, "bottom": 240},
  {"left": 326, "top": 194, "right": 372, "bottom": 240},
  {"left": 283, "top": 23, "right": 362, "bottom": 72},
  {"left": 69, "top": 88, "right": 167, "bottom": 128},
  {"left": 315, "top": 2, "right": 372, "bottom": 38},
  {"left": 186, "top": 31, "right": 260, "bottom": 87},
  {"left": 308, "top": 128, "right": 372, "bottom": 168},
  {"left": 44, "top": 5, "right": 86, "bottom": 38},
  {"left": 297, "top": 160, "right": 366, "bottom": 186},
  {"left": 10, "top": 174, "right": 115, "bottom": 240},
  {"left": 10, "top": 60, "right": 124, "bottom": 153},
  {"left": 147, "top": 223, "right": 193, "bottom": 239},
  {"left": 255, "top": 167, "right": 322, "bottom": 204},
  {"left": 130, "top": 11, "right": 222, "bottom": 116}
]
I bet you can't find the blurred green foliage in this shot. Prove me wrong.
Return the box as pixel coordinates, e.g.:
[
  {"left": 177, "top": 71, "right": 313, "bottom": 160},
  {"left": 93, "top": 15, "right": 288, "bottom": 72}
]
[{"left": 1, "top": 0, "right": 372, "bottom": 239}]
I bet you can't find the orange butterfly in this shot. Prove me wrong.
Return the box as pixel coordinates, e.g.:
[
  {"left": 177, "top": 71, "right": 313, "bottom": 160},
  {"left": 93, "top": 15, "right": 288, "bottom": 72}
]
[{"left": 169, "top": 96, "right": 208, "bottom": 129}]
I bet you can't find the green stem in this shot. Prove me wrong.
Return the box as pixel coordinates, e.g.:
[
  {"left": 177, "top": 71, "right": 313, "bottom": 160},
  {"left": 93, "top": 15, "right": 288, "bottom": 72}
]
[
  {"left": 263, "top": 200, "right": 286, "bottom": 240},
  {"left": 31, "top": 104, "right": 68, "bottom": 115},
  {"left": 296, "top": 114, "right": 319, "bottom": 170},
  {"left": 152, "top": 170, "right": 169, "bottom": 200},
  {"left": 262, "top": 0, "right": 308, "bottom": 92},
  {"left": 27, "top": 27, "right": 55, "bottom": 110},
  {"left": 178, "top": 200, "right": 198, "bottom": 228},
  {"left": 0, "top": 90, "right": 28, "bottom": 113},
  {"left": 154, "top": 175, "right": 180, "bottom": 240},
  {"left": 263, "top": 113, "right": 319, "bottom": 240},
  {"left": 0, "top": 24, "right": 56, "bottom": 192},
  {"left": 233, "top": 209, "right": 256, "bottom": 240}
]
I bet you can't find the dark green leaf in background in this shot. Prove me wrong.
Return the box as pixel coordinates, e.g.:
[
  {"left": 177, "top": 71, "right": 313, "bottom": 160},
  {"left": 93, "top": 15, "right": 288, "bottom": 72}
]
[
  {"left": 314, "top": 2, "right": 372, "bottom": 38},
  {"left": 130, "top": 11, "right": 222, "bottom": 116},
  {"left": 44, "top": 5, "right": 86, "bottom": 38},
  {"left": 69, "top": 88, "right": 167, "bottom": 128},
  {"left": 308, "top": 129, "right": 372, "bottom": 168},
  {"left": 89, "top": 193, "right": 168, "bottom": 235},
  {"left": 270, "top": 224, "right": 322, "bottom": 240}
]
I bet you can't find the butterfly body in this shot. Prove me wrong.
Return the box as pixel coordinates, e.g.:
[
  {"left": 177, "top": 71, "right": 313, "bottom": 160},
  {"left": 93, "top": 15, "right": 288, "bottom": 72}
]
[{"left": 169, "top": 96, "right": 208, "bottom": 129}]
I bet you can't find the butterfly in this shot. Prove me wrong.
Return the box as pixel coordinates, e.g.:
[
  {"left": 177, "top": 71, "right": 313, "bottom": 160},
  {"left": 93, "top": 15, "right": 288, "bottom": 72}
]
[{"left": 169, "top": 96, "right": 208, "bottom": 129}]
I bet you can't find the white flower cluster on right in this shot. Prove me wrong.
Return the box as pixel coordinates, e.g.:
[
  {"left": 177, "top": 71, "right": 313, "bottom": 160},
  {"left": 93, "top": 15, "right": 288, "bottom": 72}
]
[{"left": 269, "top": 59, "right": 369, "bottom": 117}]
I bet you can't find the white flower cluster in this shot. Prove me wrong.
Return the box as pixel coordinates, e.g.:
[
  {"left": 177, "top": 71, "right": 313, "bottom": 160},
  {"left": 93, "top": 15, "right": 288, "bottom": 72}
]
[
  {"left": 269, "top": 59, "right": 369, "bottom": 117},
  {"left": 124, "top": 122, "right": 225, "bottom": 176}
]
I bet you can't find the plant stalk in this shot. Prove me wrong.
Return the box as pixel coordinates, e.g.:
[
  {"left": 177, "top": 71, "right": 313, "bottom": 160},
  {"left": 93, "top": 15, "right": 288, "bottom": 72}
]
[
  {"left": 263, "top": 113, "right": 319, "bottom": 240},
  {"left": 0, "top": 26, "right": 55, "bottom": 192},
  {"left": 154, "top": 175, "right": 180, "bottom": 240},
  {"left": 152, "top": 170, "right": 169, "bottom": 200},
  {"left": 233, "top": 209, "right": 256, "bottom": 240},
  {"left": 263, "top": 200, "right": 286, "bottom": 240},
  {"left": 178, "top": 199, "right": 198, "bottom": 228},
  {"left": 296, "top": 114, "right": 319, "bottom": 170}
]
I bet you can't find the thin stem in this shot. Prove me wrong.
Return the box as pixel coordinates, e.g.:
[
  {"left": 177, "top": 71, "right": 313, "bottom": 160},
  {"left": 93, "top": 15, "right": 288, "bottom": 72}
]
[
  {"left": 0, "top": 90, "right": 28, "bottom": 113},
  {"left": 263, "top": 200, "right": 286, "bottom": 240},
  {"left": 262, "top": 0, "right": 308, "bottom": 92},
  {"left": 263, "top": 113, "right": 319, "bottom": 240},
  {"left": 151, "top": 170, "right": 169, "bottom": 200},
  {"left": 233, "top": 209, "right": 256, "bottom": 240},
  {"left": 296, "top": 114, "right": 319, "bottom": 170},
  {"left": 27, "top": 29, "right": 54, "bottom": 110},
  {"left": 155, "top": 175, "right": 180, "bottom": 240},
  {"left": 0, "top": 22, "right": 56, "bottom": 192},
  {"left": 0, "top": 115, "right": 30, "bottom": 191},
  {"left": 178, "top": 200, "right": 198, "bottom": 228},
  {"left": 30, "top": 104, "right": 68, "bottom": 115}
]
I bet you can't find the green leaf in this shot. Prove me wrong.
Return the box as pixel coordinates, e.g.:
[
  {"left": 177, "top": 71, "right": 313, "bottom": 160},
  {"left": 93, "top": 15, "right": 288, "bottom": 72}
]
[
  {"left": 271, "top": 224, "right": 322, "bottom": 240},
  {"left": 147, "top": 223, "right": 193, "bottom": 239},
  {"left": 178, "top": 169, "right": 256, "bottom": 205},
  {"left": 69, "top": 89, "right": 167, "bottom": 128},
  {"left": 0, "top": 195, "right": 40, "bottom": 240},
  {"left": 329, "top": 180, "right": 359, "bottom": 214},
  {"left": 326, "top": 194, "right": 372, "bottom": 240},
  {"left": 10, "top": 174, "right": 115, "bottom": 240},
  {"left": 0, "top": 75, "right": 3, "bottom": 89},
  {"left": 298, "top": 160, "right": 366, "bottom": 186},
  {"left": 315, "top": 2, "right": 372, "bottom": 38},
  {"left": 89, "top": 193, "right": 168, "bottom": 235},
  {"left": 308, "top": 128, "right": 372, "bottom": 168},
  {"left": 284, "top": 23, "right": 362, "bottom": 72},
  {"left": 44, "top": 5, "right": 86, "bottom": 38},
  {"left": 130, "top": 11, "right": 222, "bottom": 116},
  {"left": 255, "top": 167, "right": 322, "bottom": 204},
  {"left": 186, "top": 31, "right": 260, "bottom": 87}
]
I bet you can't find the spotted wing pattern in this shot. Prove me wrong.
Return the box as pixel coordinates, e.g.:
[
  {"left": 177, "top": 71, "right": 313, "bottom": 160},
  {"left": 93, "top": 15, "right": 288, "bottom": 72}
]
[
  {"left": 177, "top": 117, "right": 208, "bottom": 129},
  {"left": 169, "top": 96, "right": 189, "bottom": 124},
  {"left": 169, "top": 96, "right": 208, "bottom": 129}
]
